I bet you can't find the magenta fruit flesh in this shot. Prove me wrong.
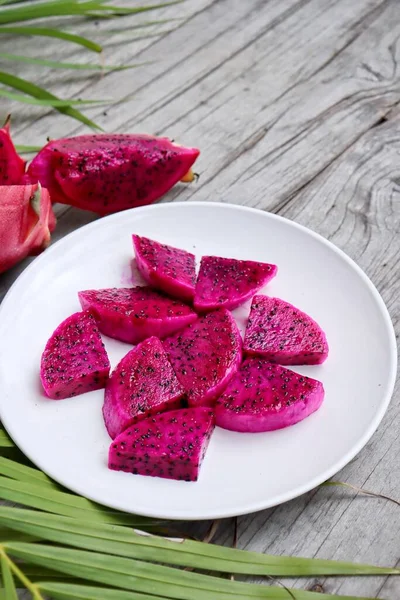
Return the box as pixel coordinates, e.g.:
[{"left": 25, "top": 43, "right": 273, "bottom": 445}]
[
  {"left": 109, "top": 407, "right": 215, "bottom": 481},
  {"left": 163, "top": 308, "right": 242, "bottom": 407},
  {"left": 40, "top": 310, "right": 110, "bottom": 400},
  {"left": 133, "top": 234, "right": 196, "bottom": 301},
  {"left": 244, "top": 295, "right": 329, "bottom": 365},
  {"left": 194, "top": 255, "right": 277, "bottom": 311},
  {"left": 78, "top": 286, "right": 197, "bottom": 345},
  {"left": 103, "top": 336, "right": 185, "bottom": 439},
  {"left": 215, "top": 358, "right": 325, "bottom": 432}
]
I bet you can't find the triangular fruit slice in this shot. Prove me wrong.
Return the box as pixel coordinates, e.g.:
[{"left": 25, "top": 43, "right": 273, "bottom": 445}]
[
  {"left": 78, "top": 286, "right": 197, "bottom": 345},
  {"left": 109, "top": 407, "right": 215, "bottom": 481},
  {"left": 194, "top": 255, "right": 277, "bottom": 311},
  {"left": 216, "top": 358, "right": 324, "bottom": 432},
  {"left": 40, "top": 310, "right": 110, "bottom": 400},
  {"left": 163, "top": 308, "right": 242, "bottom": 407},
  {"left": 133, "top": 235, "right": 196, "bottom": 301},
  {"left": 244, "top": 295, "right": 329, "bottom": 365},
  {"left": 103, "top": 336, "right": 184, "bottom": 439}
]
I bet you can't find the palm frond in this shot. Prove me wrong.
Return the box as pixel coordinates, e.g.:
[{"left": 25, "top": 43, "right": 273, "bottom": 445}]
[
  {"left": 0, "top": 0, "right": 180, "bottom": 128},
  {"left": 0, "top": 442, "right": 398, "bottom": 600}
]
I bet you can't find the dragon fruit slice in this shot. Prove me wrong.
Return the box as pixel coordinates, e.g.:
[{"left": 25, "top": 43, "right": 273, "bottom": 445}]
[
  {"left": 163, "top": 309, "right": 242, "bottom": 407},
  {"left": 216, "top": 358, "right": 324, "bottom": 433},
  {"left": 27, "top": 134, "right": 200, "bottom": 215},
  {"left": 40, "top": 310, "right": 110, "bottom": 400},
  {"left": 0, "top": 115, "right": 25, "bottom": 184},
  {"left": 0, "top": 184, "right": 52, "bottom": 274},
  {"left": 244, "top": 295, "right": 329, "bottom": 365},
  {"left": 103, "top": 336, "right": 185, "bottom": 439},
  {"left": 133, "top": 235, "right": 196, "bottom": 301},
  {"left": 109, "top": 407, "right": 215, "bottom": 481},
  {"left": 194, "top": 256, "right": 277, "bottom": 311},
  {"left": 78, "top": 287, "right": 197, "bottom": 345}
]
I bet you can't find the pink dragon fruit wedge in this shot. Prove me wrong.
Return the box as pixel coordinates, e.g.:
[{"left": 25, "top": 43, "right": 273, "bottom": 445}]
[
  {"left": 78, "top": 287, "right": 197, "bottom": 345},
  {"left": 40, "top": 310, "right": 110, "bottom": 400},
  {"left": 0, "top": 115, "right": 26, "bottom": 184},
  {"left": 216, "top": 358, "right": 325, "bottom": 433},
  {"left": 27, "top": 134, "right": 200, "bottom": 215},
  {"left": 103, "top": 336, "right": 185, "bottom": 439},
  {"left": 194, "top": 255, "right": 277, "bottom": 311},
  {"left": 163, "top": 308, "right": 242, "bottom": 407},
  {"left": 244, "top": 295, "right": 329, "bottom": 365},
  {"left": 109, "top": 407, "right": 215, "bottom": 481},
  {"left": 133, "top": 235, "right": 196, "bottom": 301}
]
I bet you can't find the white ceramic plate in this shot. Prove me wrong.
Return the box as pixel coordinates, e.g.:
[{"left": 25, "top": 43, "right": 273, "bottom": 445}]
[{"left": 0, "top": 202, "right": 396, "bottom": 520}]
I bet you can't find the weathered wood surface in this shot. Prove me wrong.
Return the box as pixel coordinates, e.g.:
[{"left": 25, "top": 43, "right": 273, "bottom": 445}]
[{"left": 0, "top": 0, "right": 399, "bottom": 598}]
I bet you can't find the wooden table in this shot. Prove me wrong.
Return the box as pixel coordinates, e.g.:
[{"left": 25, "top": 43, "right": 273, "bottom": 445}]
[{"left": 1, "top": 1, "right": 399, "bottom": 598}]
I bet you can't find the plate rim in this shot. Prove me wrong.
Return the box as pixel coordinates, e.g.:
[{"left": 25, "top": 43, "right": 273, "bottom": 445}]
[{"left": 0, "top": 201, "right": 397, "bottom": 520}]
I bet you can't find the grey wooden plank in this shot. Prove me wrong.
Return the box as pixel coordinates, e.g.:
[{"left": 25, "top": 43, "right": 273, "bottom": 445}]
[
  {"left": 8, "top": 0, "right": 310, "bottom": 140},
  {"left": 0, "top": 0, "right": 215, "bottom": 131},
  {"left": 204, "top": 111, "right": 400, "bottom": 600}
]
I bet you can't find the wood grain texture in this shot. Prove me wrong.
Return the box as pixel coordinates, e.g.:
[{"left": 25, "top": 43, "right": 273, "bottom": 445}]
[{"left": 0, "top": 0, "right": 399, "bottom": 598}]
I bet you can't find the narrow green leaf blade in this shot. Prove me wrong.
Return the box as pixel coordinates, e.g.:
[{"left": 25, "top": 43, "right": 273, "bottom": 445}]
[
  {"left": 4, "top": 543, "right": 376, "bottom": 600},
  {"left": 0, "top": 26, "right": 102, "bottom": 52},
  {"left": 0, "top": 71, "right": 102, "bottom": 130},
  {"left": 15, "top": 144, "right": 42, "bottom": 153},
  {"left": 0, "top": 476, "right": 160, "bottom": 528},
  {"left": 0, "top": 52, "right": 143, "bottom": 71},
  {"left": 0, "top": 428, "right": 13, "bottom": 447},
  {"left": 0, "top": 88, "right": 106, "bottom": 106},
  {"left": 0, "top": 456, "right": 63, "bottom": 489},
  {"left": 0, "top": 506, "right": 397, "bottom": 578},
  {"left": 39, "top": 582, "right": 164, "bottom": 600},
  {"left": 1, "top": 554, "right": 18, "bottom": 600}
]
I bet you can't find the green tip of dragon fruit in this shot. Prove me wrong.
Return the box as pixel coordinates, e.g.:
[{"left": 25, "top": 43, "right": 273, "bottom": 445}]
[{"left": 27, "top": 134, "right": 200, "bottom": 215}]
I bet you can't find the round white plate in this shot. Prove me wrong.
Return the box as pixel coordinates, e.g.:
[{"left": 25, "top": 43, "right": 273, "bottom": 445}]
[{"left": 0, "top": 202, "right": 396, "bottom": 520}]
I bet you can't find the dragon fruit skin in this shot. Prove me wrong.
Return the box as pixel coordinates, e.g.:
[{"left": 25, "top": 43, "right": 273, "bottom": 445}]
[
  {"left": 194, "top": 256, "right": 277, "bottom": 311},
  {"left": 215, "top": 358, "right": 325, "bottom": 433},
  {"left": 244, "top": 295, "right": 329, "bottom": 365},
  {"left": 0, "top": 184, "right": 52, "bottom": 274},
  {"left": 163, "top": 309, "right": 242, "bottom": 407},
  {"left": 133, "top": 235, "right": 196, "bottom": 301},
  {"left": 27, "top": 134, "right": 200, "bottom": 215},
  {"left": 103, "top": 336, "right": 185, "bottom": 439},
  {"left": 0, "top": 115, "right": 25, "bottom": 184},
  {"left": 78, "top": 287, "right": 197, "bottom": 345},
  {"left": 40, "top": 310, "right": 110, "bottom": 400},
  {"left": 109, "top": 407, "right": 215, "bottom": 481}
]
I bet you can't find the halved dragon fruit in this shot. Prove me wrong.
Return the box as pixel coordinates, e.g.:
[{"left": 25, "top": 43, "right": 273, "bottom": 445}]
[
  {"left": 216, "top": 358, "right": 324, "bottom": 432},
  {"left": 109, "top": 407, "right": 215, "bottom": 481},
  {"left": 194, "top": 255, "right": 277, "bottom": 311},
  {"left": 78, "top": 287, "right": 197, "bottom": 345},
  {"left": 133, "top": 235, "right": 196, "bottom": 301},
  {"left": 40, "top": 310, "right": 110, "bottom": 400},
  {"left": 103, "top": 336, "right": 184, "bottom": 439},
  {"left": 163, "top": 309, "right": 242, "bottom": 407},
  {"left": 244, "top": 295, "right": 329, "bottom": 365},
  {"left": 27, "top": 134, "right": 200, "bottom": 215}
]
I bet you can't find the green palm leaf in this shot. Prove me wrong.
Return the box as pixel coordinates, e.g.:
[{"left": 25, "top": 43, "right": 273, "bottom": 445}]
[
  {"left": 0, "top": 1, "right": 179, "bottom": 126},
  {"left": 0, "top": 71, "right": 103, "bottom": 129},
  {"left": 0, "top": 26, "right": 102, "bottom": 51},
  {"left": 1, "top": 554, "right": 18, "bottom": 600},
  {"left": 0, "top": 52, "right": 144, "bottom": 71},
  {"left": 3, "top": 542, "right": 374, "bottom": 600},
  {"left": 0, "top": 506, "right": 397, "bottom": 578}
]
